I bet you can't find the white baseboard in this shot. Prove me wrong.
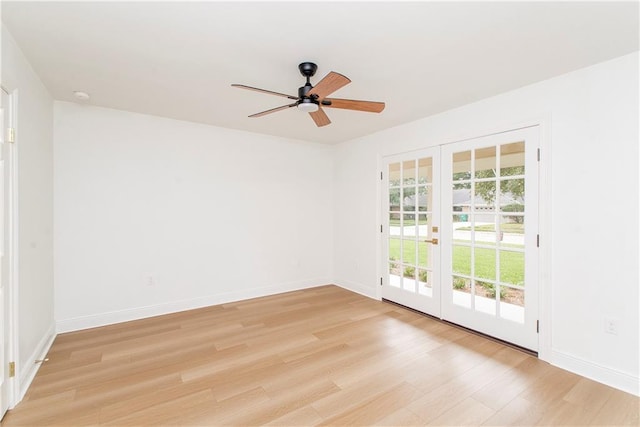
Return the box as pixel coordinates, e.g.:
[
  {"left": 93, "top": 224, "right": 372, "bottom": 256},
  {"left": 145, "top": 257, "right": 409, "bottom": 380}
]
[
  {"left": 56, "top": 278, "right": 330, "bottom": 333},
  {"left": 333, "top": 279, "right": 377, "bottom": 299},
  {"left": 17, "top": 322, "right": 56, "bottom": 404},
  {"left": 552, "top": 349, "right": 639, "bottom": 396}
]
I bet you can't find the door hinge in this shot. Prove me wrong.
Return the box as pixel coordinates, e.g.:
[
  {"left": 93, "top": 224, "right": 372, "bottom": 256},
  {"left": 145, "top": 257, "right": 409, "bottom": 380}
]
[
  {"left": 380, "top": 277, "right": 383, "bottom": 286},
  {"left": 380, "top": 224, "right": 383, "bottom": 233},
  {"left": 537, "top": 148, "right": 540, "bottom": 161},
  {"left": 536, "top": 320, "right": 539, "bottom": 333},
  {"left": 380, "top": 171, "right": 383, "bottom": 180},
  {"left": 6, "top": 127, "right": 15, "bottom": 143},
  {"left": 536, "top": 234, "right": 540, "bottom": 247},
  {"left": 9, "top": 361, "right": 15, "bottom": 377}
]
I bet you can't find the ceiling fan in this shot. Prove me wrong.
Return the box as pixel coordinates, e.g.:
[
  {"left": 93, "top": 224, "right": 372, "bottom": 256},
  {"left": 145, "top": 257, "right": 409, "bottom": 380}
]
[{"left": 231, "top": 62, "right": 385, "bottom": 127}]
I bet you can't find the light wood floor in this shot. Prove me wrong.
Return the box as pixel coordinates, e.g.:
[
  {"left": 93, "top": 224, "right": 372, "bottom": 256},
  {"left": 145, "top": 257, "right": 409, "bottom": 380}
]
[{"left": 3, "top": 285, "right": 638, "bottom": 426}]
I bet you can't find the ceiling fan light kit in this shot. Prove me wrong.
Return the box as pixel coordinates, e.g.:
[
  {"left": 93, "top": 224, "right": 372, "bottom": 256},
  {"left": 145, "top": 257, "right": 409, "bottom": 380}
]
[
  {"left": 297, "top": 99, "right": 319, "bottom": 113},
  {"left": 232, "top": 62, "right": 385, "bottom": 127}
]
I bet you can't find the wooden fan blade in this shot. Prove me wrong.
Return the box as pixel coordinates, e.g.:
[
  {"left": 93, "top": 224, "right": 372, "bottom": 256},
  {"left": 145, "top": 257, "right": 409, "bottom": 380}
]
[
  {"left": 232, "top": 84, "right": 298, "bottom": 100},
  {"left": 249, "top": 103, "right": 298, "bottom": 118},
  {"left": 309, "top": 108, "right": 331, "bottom": 127},
  {"left": 324, "top": 98, "right": 385, "bottom": 113},
  {"left": 308, "top": 72, "right": 351, "bottom": 99}
]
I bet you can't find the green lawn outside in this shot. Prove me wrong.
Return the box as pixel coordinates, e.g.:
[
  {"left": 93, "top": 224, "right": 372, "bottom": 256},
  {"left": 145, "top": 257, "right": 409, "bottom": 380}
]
[
  {"left": 452, "top": 245, "right": 524, "bottom": 285},
  {"left": 389, "top": 218, "right": 429, "bottom": 227},
  {"left": 389, "top": 239, "right": 524, "bottom": 286},
  {"left": 389, "top": 238, "right": 423, "bottom": 266}
]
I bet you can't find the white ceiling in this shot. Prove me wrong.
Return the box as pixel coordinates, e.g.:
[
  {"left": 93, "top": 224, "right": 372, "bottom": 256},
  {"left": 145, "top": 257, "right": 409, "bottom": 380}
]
[{"left": 2, "top": 1, "right": 638, "bottom": 144}]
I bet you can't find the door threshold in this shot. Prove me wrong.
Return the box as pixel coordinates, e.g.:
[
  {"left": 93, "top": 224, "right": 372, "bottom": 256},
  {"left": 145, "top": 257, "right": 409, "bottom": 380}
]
[{"left": 382, "top": 298, "right": 538, "bottom": 358}]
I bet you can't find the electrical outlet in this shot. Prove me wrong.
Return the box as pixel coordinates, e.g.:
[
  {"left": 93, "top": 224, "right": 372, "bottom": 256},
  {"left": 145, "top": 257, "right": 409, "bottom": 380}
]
[
  {"left": 604, "top": 317, "right": 618, "bottom": 335},
  {"left": 145, "top": 275, "right": 156, "bottom": 287}
]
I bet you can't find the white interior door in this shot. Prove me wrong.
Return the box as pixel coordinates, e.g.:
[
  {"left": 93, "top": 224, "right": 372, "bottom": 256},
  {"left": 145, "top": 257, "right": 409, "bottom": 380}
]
[
  {"left": 0, "top": 88, "right": 12, "bottom": 419},
  {"left": 382, "top": 148, "right": 441, "bottom": 317},
  {"left": 441, "top": 127, "right": 539, "bottom": 351},
  {"left": 381, "top": 127, "right": 539, "bottom": 351}
]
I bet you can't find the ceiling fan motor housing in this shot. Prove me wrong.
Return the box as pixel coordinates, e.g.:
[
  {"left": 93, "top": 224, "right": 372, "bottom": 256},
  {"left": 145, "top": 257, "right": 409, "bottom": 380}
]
[
  {"left": 298, "top": 75, "right": 319, "bottom": 112},
  {"left": 298, "top": 84, "right": 314, "bottom": 99}
]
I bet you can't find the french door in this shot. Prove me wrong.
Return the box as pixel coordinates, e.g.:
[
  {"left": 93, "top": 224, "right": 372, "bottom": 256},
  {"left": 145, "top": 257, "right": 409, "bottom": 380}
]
[
  {"left": 381, "top": 147, "right": 441, "bottom": 316},
  {"left": 382, "top": 127, "right": 539, "bottom": 351}
]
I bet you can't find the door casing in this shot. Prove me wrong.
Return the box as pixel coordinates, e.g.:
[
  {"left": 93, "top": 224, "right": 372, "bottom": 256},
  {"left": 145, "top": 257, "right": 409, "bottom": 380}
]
[{"left": 0, "top": 86, "right": 18, "bottom": 415}]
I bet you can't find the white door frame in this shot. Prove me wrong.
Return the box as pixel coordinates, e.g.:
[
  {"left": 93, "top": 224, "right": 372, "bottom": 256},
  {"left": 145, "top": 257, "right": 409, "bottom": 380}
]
[
  {"left": 376, "top": 118, "right": 552, "bottom": 361},
  {"left": 0, "top": 86, "right": 19, "bottom": 413}
]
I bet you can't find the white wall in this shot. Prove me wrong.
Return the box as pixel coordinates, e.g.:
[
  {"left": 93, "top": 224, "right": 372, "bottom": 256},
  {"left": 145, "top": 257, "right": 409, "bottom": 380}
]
[
  {"left": 54, "top": 102, "right": 333, "bottom": 331},
  {"left": 1, "top": 26, "right": 55, "bottom": 399},
  {"left": 333, "top": 52, "right": 639, "bottom": 395}
]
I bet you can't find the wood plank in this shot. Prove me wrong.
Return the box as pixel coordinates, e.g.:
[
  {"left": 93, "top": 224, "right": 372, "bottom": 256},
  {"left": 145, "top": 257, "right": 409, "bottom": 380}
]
[
  {"left": 590, "top": 390, "right": 640, "bottom": 426},
  {"left": 481, "top": 396, "right": 544, "bottom": 426},
  {"left": 318, "top": 382, "right": 421, "bottom": 426},
  {"left": 429, "top": 396, "right": 495, "bottom": 426}
]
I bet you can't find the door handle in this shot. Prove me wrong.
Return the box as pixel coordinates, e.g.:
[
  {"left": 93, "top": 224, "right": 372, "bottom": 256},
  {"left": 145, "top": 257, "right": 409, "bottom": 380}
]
[{"left": 424, "top": 238, "right": 439, "bottom": 245}]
